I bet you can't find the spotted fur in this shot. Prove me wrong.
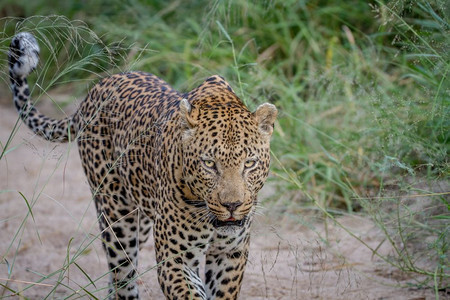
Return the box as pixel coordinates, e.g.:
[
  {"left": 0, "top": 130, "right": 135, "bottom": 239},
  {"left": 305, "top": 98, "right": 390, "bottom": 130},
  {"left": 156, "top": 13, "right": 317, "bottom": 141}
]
[{"left": 8, "top": 32, "right": 277, "bottom": 300}]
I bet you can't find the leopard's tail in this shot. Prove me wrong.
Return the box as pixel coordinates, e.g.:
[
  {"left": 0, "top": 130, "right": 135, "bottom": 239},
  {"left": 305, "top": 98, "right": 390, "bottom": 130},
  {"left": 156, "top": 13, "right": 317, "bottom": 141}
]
[{"left": 9, "top": 32, "right": 78, "bottom": 143}]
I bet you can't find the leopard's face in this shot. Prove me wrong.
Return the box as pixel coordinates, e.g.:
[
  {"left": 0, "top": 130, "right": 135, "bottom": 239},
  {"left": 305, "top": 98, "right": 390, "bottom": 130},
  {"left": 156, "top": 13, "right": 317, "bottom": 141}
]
[{"left": 179, "top": 95, "right": 277, "bottom": 233}]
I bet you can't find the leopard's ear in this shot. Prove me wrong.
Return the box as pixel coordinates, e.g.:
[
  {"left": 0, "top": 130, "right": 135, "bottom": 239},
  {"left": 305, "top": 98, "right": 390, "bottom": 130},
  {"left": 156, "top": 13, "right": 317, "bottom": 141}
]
[
  {"left": 254, "top": 103, "right": 277, "bottom": 136},
  {"left": 180, "top": 98, "right": 198, "bottom": 141},
  {"left": 179, "top": 98, "right": 198, "bottom": 128}
]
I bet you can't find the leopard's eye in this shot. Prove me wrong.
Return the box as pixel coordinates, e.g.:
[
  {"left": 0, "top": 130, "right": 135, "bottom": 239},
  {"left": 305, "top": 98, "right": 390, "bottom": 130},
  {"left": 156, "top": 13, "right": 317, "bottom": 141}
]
[
  {"left": 203, "top": 159, "right": 216, "bottom": 169},
  {"left": 244, "top": 159, "right": 257, "bottom": 169}
]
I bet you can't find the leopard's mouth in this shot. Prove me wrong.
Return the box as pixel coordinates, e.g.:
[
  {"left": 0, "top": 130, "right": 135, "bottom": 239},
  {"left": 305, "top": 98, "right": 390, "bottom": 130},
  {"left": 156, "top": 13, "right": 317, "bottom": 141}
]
[{"left": 213, "top": 216, "right": 246, "bottom": 228}]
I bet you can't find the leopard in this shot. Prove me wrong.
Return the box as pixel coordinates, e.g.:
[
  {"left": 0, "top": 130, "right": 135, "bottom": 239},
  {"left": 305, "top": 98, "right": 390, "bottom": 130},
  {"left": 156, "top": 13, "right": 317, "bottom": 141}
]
[{"left": 8, "top": 32, "right": 277, "bottom": 300}]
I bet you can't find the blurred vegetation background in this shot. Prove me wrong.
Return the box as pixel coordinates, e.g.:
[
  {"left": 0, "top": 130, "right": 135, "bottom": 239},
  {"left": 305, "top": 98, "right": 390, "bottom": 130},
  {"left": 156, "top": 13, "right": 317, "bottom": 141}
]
[{"left": 0, "top": 0, "right": 448, "bottom": 292}]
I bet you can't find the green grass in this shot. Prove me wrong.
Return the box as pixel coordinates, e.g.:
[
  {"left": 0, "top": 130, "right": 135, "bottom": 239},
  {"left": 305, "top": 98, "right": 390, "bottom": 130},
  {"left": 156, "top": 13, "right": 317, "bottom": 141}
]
[{"left": 0, "top": 0, "right": 448, "bottom": 297}]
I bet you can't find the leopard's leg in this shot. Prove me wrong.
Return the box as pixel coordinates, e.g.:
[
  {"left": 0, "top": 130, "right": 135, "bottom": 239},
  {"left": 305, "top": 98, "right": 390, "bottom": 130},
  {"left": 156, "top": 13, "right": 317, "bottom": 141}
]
[
  {"left": 78, "top": 134, "right": 145, "bottom": 299},
  {"left": 92, "top": 184, "right": 152, "bottom": 299},
  {"left": 205, "top": 232, "right": 250, "bottom": 299},
  {"left": 153, "top": 217, "right": 208, "bottom": 300},
  {"left": 95, "top": 192, "right": 142, "bottom": 300}
]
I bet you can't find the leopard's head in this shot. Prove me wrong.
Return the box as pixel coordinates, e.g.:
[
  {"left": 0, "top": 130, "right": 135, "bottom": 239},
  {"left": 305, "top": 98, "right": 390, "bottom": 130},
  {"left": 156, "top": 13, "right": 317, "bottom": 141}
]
[{"left": 179, "top": 76, "right": 277, "bottom": 233}]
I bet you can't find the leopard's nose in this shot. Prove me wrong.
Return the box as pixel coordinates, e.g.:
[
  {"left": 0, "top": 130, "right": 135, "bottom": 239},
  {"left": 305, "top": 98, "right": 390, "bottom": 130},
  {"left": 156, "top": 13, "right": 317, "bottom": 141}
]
[{"left": 222, "top": 202, "right": 242, "bottom": 213}]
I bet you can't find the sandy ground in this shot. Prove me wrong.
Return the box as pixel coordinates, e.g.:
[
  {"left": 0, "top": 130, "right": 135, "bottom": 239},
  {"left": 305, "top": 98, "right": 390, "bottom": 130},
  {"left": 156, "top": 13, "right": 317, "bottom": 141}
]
[{"left": 0, "top": 100, "right": 441, "bottom": 299}]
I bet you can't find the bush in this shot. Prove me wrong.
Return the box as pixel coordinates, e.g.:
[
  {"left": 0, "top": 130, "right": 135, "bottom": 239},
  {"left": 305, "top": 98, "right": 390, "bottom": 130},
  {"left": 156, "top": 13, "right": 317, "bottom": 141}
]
[{"left": 1, "top": 0, "right": 448, "bottom": 294}]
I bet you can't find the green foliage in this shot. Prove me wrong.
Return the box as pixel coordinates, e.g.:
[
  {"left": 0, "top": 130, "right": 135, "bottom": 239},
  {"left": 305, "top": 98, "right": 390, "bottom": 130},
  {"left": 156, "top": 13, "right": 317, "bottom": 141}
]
[{"left": 0, "top": 0, "right": 448, "bottom": 294}]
